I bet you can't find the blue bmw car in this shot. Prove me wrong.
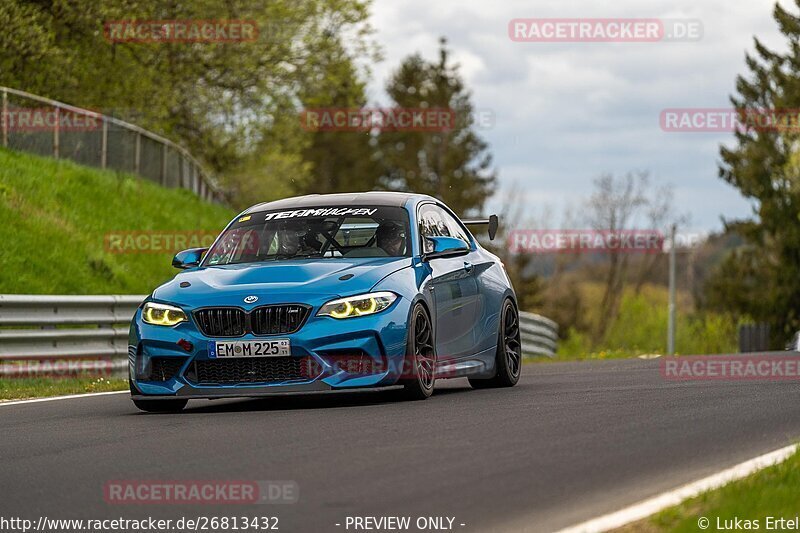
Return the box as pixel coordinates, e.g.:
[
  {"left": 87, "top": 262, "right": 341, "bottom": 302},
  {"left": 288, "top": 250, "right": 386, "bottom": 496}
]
[{"left": 129, "top": 192, "right": 521, "bottom": 412}]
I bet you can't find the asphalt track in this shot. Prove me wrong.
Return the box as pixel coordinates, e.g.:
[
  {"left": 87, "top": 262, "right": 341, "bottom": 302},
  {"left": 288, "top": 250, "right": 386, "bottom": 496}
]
[{"left": 2, "top": 359, "right": 800, "bottom": 533}]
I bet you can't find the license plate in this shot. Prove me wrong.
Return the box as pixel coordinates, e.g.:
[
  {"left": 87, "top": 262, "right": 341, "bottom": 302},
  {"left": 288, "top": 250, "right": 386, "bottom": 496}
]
[{"left": 209, "top": 339, "right": 291, "bottom": 358}]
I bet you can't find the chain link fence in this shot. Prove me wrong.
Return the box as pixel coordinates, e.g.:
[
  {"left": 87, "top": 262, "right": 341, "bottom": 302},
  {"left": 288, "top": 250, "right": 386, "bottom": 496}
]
[{"left": 0, "top": 87, "right": 224, "bottom": 204}]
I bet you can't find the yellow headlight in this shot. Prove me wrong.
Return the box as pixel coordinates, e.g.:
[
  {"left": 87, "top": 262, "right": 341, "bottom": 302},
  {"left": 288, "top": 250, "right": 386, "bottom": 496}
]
[
  {"left": 354, "top": 298, "right": 377, "bottom": 315},
  {"left": 329, "top": 301, "right": 354, "bottom": 319},
  {"left": 318, "top": 292, "right": 397, "bottom": 319},
  {"left": 142, "top": 302, "right": 188, "bottom": 326}
]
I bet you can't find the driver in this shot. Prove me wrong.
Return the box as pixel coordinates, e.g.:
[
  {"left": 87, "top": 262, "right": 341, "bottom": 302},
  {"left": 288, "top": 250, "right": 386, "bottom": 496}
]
[
  {"left": 275, "top": 221, "right": 322, "bottom": 258},
  {"left": 276, "top": 226, "right": 301, "bottom": 257},
  {"left": 376, "top": 221, "right": 406, "bottom": 256}
]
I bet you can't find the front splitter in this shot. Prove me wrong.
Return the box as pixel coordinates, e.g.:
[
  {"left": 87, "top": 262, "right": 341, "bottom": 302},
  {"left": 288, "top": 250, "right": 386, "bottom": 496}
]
[{"left": 131, "top": 382, "right": 403, "bottom": 400}]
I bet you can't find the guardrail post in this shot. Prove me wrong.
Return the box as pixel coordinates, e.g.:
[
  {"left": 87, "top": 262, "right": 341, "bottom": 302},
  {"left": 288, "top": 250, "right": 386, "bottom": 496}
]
[
  {"left": 161, "top": 144, "right": 168, "bottom": 186},
  {"left": 53, "top": 106, "right": 60, "bottom": 158},
  {"left": 179, "top": 154, "right": 185, "bottom": 190},
  {"left": 191, "top": 163, "right": 198, "bottom": 194},
  {"left": 101, "top": 118, "right": 108, "bottom": 169},
  {"left": 1, "top": 88, "right": 7, "bottom": 147},
  {"left": 134, "top": 132, "right": 141, "bottom": 175}
]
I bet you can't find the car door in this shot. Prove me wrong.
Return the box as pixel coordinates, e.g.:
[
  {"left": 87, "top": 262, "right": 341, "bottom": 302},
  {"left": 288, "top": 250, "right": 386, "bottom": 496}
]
[{"left": 418, "top": 203, "right": 480, "bottom": 361}]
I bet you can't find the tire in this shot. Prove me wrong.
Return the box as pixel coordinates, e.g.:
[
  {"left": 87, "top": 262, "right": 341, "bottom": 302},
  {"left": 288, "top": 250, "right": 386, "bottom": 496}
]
[
  {"left": 400, "top": 304, "right": 436, "bottom": 400},
  {"left": 469, "top": 299, "right": 522, "bottom": 389},
  {"left": 132, "top": 399, "right": 188, "bottom": 413}
]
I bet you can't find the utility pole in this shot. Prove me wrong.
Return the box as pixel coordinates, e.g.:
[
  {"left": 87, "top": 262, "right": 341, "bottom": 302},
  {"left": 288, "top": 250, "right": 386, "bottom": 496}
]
[{"left": 667, "top": 224, "right": 677, "bottom": 355}]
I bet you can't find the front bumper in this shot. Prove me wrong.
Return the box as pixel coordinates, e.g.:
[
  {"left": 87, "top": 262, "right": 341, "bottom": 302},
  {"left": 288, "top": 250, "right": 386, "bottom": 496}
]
[{"left": 129, "top": 298, "right": 412, "bottom": 399}]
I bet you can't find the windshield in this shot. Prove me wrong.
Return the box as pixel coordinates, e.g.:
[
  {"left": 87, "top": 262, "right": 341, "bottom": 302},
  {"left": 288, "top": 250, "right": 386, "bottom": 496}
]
[{"left": 203, "top": 206, "right": 411, "bottom": 266}]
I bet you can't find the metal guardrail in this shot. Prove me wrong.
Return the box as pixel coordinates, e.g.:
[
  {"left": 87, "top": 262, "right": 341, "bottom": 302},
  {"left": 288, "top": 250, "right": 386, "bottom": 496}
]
[
  {"left": 0, "top": 295, "right": 145, "bottom": 376},
  {"left": 0, "top": 87, "right": 224, "bottom": 204},
  {"left": 0, "top": 295, "right": 559, "bottom": 377},
  {"left": 519, "top": 311, "right": 559, "bottom": 358}
]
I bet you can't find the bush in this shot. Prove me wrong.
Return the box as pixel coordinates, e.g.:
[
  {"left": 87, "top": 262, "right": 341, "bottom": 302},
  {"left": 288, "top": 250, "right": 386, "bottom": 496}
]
[{"left": 555, "top": 289, "right": 738, "bottom": 359}]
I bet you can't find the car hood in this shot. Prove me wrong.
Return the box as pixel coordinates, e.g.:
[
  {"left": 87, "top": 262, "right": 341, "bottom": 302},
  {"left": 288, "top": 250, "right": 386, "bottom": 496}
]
[{"left": 152, "top": 257, "right": 412, "bottom": 308}]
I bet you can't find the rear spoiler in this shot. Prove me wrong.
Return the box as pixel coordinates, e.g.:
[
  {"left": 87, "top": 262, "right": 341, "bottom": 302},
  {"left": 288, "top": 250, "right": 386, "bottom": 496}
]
[{"left": 462, "top": 214, "right": 499, "bottom": 241}]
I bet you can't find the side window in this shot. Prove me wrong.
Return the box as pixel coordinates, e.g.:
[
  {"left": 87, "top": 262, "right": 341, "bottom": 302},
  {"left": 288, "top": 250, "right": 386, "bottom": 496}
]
[
  {"left": 418, "top": 204, "right": 471, "bottom": 253},
  {"left": 440, "top": 210, "right": 471, "bottom": 245},
  {"left": 418, "top": 204, "right": 442, "bottom": 253}
]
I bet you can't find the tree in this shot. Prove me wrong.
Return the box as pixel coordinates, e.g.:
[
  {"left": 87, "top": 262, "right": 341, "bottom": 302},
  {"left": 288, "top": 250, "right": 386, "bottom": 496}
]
[
  {"left": 296, "top": 38, "right": 383, "bottom": 195},
  {"left": 377, "top": 37, "right": 495, "bottom": 215},
  {"left": 702, "top": 229, "right": 770, "bottom": 322},
  {"left": 708, "top": 1, "right": 800, "bottom": 345},
  {"left": 0, "top": 0, "right": 377, "bottom": 207},
  {"left": 583, "top": 172, "right": 682, "bottom": 341}
]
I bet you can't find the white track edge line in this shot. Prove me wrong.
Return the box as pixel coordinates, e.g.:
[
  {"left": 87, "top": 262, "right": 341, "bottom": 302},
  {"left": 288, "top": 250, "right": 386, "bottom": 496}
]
[
  {"left": 553, "top": 443, "right": 798, "bottom": 533},
  {"left": 0, "top": 390, "right": 129, "bottom": 407}
]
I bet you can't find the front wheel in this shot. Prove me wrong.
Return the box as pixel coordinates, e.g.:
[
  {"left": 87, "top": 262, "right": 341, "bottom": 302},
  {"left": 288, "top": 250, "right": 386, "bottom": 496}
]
[
  {"left": 469, "top": 299, "right": 522, "bottom": 389},
  {"left": 132, "top": 399, "right": 188, "bottom": 413},
  {"left": 400, "top": 304, "right": 436, "bottom": 400}
]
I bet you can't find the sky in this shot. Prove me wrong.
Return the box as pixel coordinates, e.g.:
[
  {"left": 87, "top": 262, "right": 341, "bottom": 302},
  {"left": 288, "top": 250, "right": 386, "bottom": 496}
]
[{"left": 366, "top": 0, "right": 791, "bottom": 232}]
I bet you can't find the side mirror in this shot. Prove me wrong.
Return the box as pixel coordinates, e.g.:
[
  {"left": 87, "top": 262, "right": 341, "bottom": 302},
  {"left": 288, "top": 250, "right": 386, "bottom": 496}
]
[
  {"left": 423, "top": 236, "right": 470, "bottom": 260},
  {"left": 172, "top": 248, "right": 207, "bottom": 269}
]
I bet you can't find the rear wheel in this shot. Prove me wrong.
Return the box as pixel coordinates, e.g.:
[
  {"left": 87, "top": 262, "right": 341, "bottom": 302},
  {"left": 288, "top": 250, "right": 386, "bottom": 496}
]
[
  {"left": 469, "top": 299, "right": 521, "bottom": 389},
  {"left": 132, "top": 399, "right": 188, "bottom": 413},
  {"left": 400, "top": 304, "right": 436, "bottom": 400}
]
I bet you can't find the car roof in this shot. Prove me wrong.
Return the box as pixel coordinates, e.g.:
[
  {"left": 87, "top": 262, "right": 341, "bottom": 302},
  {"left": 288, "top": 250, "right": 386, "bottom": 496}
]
[{"left": 242, "top": 192, "right": 438, "bottom": 214}]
